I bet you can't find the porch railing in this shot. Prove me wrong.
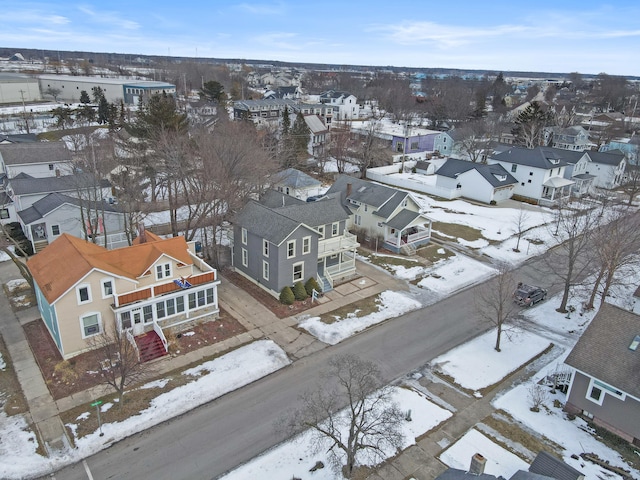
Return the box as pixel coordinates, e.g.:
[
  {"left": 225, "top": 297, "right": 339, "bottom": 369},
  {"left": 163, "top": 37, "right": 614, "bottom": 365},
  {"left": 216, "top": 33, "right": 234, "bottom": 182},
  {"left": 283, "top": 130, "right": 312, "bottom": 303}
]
[
  {"left": 152, "top": 320, "right": 169, "bottom": 354},
  {"left": 125, "top": 329, "right": 140, "bottom": 360},
  {"left": 385, "top": 228, "right": 430, "bottom": 247},
  {"left": 318, "top": 232, "right": 359, "bottom": 256}
]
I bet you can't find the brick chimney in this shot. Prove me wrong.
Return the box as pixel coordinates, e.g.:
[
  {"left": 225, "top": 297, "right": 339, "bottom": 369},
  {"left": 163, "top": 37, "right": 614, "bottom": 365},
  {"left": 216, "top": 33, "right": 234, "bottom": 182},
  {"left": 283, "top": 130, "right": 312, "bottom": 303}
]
[
  {"left": 469, "top": 453, "right": 486, "bottom": 475},
  {"left": 346, "top": 182, "right": 352, "bottom": 198}
]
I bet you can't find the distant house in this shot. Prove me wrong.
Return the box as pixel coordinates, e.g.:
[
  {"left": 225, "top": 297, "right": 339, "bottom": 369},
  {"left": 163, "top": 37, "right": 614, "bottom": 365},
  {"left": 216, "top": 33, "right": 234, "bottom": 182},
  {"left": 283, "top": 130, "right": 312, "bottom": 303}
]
[
  {"left": 231, "top": 192, "right": 358, "bottom": 296},
  {"left": 271, "top": 168, "right": 323, "bottom": 201},
  {"left": 560, "top": 150, "right": 595, "bottom": 197},
  {"left": 600, "top": 137, "right": 640, "bottom": 166},
  {"left": 487, "top": 147, "right": 574, "bottom": 206},
  {"left": 543, "top": 126, "right": 595, "bottom": 152},
  {"left": 319, "top": 90, "right": 359, "bottom": 121},
  {"left": 391, "top": 129, "right": 455, "bottom": 157},
  {"left": 434, "top": 158, "right": 517, "bottom": 204},
  {"left": 303, "top": 115, "right": 329, "bottom": 157},
  {"left": 233, "top": 99, "right": 333, "bottom": 127},
  {"left": 564, "top": 303, "right": 640, "bottom": 445},
  {"left": 581, "top": 150, "right": 626, "bottom": 190},
  {"left": 28, "top": 232, "right": 220, "bottom": 360},
  {"left": 0, "top": 142, "right": 73, "bottom": 181},
  {"left": 263, "top": 86, "right": 301, "bottom": 100},
  {"left": 0, "top": 133, "right": 38, "bottom": 145},
  {"left": 16, "top": 192, "right": 128, "bottom": 253},
  {"left": 326, "top": 175, "right": 432, "bottom": 254}
]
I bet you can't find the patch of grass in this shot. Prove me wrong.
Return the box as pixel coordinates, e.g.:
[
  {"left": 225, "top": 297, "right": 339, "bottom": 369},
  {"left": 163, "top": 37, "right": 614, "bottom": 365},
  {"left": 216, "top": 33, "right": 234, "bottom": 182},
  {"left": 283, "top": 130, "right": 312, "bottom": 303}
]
[
  {"left": 0, "top": 335, "right": 29, "bottom": 416},
  {"left": 317, "top": 295, "right": 380, "bottom": 325},
  {"left": 365, "top": 253, "right": 419, "bottom": 272},
  {"left": 431, "top": 221, "right": 483, "bottom": 242},
  {"left": 416, "top": 244, "right": 455, "bottom": 263},
  {"left": 484, "top": 411, "right": 565, "bottom": 458}
]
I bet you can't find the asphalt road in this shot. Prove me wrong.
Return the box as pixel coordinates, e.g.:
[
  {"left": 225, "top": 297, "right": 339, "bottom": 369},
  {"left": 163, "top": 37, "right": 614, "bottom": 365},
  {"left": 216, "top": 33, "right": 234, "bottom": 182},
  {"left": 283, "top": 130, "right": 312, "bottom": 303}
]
[{"left": 48, "top": 257, "right": 549, "bottom": 480}]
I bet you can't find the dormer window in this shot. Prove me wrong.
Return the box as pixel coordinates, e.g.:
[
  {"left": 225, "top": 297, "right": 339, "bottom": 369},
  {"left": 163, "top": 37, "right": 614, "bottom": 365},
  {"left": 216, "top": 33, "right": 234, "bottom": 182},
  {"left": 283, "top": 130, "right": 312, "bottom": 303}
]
[
  {"left": 156, "top": 263, "right": 171, "bottom": 280},
  {"left": 494, "top": 174, "right": 507, "bottom": 182}
]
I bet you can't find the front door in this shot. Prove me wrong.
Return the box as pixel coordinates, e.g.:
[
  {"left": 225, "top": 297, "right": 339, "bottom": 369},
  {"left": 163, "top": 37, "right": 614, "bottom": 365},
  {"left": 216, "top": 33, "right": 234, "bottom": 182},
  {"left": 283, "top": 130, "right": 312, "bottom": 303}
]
[{"left": 132, "top": 309, "right": 144, "bottom": 336}]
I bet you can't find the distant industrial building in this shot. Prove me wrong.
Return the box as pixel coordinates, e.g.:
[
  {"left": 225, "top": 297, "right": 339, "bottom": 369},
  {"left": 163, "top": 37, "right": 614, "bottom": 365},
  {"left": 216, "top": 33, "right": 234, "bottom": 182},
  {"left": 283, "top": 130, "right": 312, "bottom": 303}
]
[
  {"left": 37, "top": 75, "right": 176, "bottom": 104},
  {"left": 0, "top": 73, "right": 41, "bottom": 104}
]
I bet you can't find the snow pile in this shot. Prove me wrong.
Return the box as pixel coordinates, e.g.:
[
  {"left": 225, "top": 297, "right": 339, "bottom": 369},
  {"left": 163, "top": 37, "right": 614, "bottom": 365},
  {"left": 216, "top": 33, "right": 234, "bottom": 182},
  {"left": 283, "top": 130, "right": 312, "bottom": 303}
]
[{"left": 299, "top": 291, "right": 421, "bottom": 344}]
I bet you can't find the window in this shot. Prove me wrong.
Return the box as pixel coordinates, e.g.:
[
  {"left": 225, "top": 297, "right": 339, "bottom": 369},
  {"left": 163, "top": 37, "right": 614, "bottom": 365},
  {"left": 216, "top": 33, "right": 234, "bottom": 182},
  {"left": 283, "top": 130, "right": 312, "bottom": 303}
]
[
  {"left": 156, "top": 263, "right": 171, "bottom": 280},
  {"left": 332, "top": 222, "right": 339, "bottom": 236},
  {"left": 77, "top": 285, "right": 91, "bottom": 304},
  {"left": 293, "top": 262, "right": 304, "bottom": 282},
  {"left": 511, "top": 164, "right": 517, "bottom": 173},
  {"left": 529, "top": 171, "right": 533, "bottom": 176},
  {"left": 156, "top": 302, "right": 166, "bottom": 319},
  {"left": 49, "top": 164, "right": 54, "bottom": 171},
  {"left": 589, "top": 384, "right": 602, "bottom": 402},
  {"left": 396, "top": 142, "right": 404, "bottom": 152},
  {"left": 81, "top": 313, "right": 101, "bottom": 338},
  {"left": 51, "top": 225, "right": 60, "bottom": 236},
  {"left": 241, "top": 227, "right": 247, "bottom": 245},
  {"left": 354, "top": 214, "right": 362, "bottom": 226},
  {"left": 102, "top": 279, "right": 113, "bottom": 298},
  {"left": 166, "top": 298, "right": 176, "bottom": 316},
  {"left": 206, "top": 288, "right": 214, "bottom": 304},
  {"left": 318, "top": 226, "right": 324, "bottom": 239},
  {"left": 287, "top": 240, "right": 296, "bottom": 258},
  {"left": 242, "top": 248, "right": 248, "bottom": 267},
  {"left": 143, "top": 305, "right": 153, "bottom": 323},
  {"left": 120, "top": 311, "right": 131, "bottom": 329},
  {"left": 176, "top": 296, "right": 185, "bottom": 313},
  {"left": 263, "top": 261, "right": 269, "bottom": 280},
  {"left": 263, "top": 240, "right": 269, "bottom": 257},
  {"left": 410, "top": 141, "right": 418, "bottom": 150},
  {"left": 302, "top": 236, "right": 311, "bottom": 255},
  {"left": 0, "top": 209, "right": 8, "bottom": 220}
]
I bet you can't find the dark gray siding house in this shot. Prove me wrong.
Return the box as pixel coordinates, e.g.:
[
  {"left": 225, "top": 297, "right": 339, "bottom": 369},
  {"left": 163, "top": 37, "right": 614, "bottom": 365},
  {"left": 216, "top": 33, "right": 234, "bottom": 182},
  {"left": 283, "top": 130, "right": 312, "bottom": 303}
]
[
  {"left": 231, "top": 191, "right": 358, "bottom": 297},
  {"left": 564, "top": 303, "right": 640, "bottom": 445}
]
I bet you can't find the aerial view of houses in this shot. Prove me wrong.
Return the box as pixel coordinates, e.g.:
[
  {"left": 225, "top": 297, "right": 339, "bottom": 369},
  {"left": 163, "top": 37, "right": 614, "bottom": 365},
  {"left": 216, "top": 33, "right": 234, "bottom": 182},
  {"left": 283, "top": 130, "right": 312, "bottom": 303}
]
[{"left": 0, "top": 2, "right": 639, "bottom": 480}]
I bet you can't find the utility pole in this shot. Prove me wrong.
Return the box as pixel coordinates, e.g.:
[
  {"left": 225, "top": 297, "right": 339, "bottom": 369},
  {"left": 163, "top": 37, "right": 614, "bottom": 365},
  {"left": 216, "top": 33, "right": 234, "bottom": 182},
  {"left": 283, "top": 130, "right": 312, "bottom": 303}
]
[{"left": 19, "top": 90, "right": 30, "bottom": 134}]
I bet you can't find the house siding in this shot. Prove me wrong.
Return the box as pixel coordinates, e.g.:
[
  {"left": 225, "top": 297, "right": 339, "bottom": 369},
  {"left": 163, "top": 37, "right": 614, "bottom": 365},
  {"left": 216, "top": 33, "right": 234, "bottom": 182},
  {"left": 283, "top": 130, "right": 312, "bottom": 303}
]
[
  {"left": 34, "top": 282, "right": 62, "bottom": 353},
  {"left": 566, "top": 371, "right": 640, "bottom": 443}
]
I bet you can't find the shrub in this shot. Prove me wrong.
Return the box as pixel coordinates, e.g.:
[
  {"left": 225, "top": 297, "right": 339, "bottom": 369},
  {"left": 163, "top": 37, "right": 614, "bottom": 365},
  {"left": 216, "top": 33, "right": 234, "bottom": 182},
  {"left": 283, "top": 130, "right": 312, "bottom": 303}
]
[
  {"left": 54, "top": 360, "right": 78, "bottom": 384},
  {"left": 293, "top": 281, "right": 308, "bottom": 301},
  {"left": 489, "top": 200, "right": 497, "bottom": 205},
  {"left": 305, "top": 277, "right": 321, "bottom": 297},
  {"left": 279, "top": 286, "right": 295, "bottom": 305}
]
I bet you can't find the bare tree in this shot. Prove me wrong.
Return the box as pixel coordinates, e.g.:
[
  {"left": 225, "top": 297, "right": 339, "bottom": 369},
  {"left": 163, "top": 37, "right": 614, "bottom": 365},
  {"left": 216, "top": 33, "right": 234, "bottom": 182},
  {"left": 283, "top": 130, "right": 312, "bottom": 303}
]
[
  {"left": 353, "top": 119, "right": 388, "bottom": 178},
  {"left": 512, "top": 101, "right": 551, "bottom": 149},
  {"left": 452, "top": 120, "right": 491, "bottom": 163},
  {"left": 475, "top": 262, "right": 517, "bottom": 352},
  {"left": 282, "top": 355, "right": 404, "bottom": 478},
  {"left": 586, "top": 209, "right": 640, "bottom": 309},
  {"left": 329, "top": 123, "right": 356, "bottom": 174},
  {"left": 528, "top": 383, "right": 549, "bottom": 412},
  {"left": 546, "top": 201, "right": 600, "bottom": 313},
  {"left": 621, "top": 165, "right": 640, "bottom": 206},
  {"left": 85, "top": 324, "right": 154, "bottom": 404},
  {"left": 512, "top": 206, "right": 531, "bottom": 252}
]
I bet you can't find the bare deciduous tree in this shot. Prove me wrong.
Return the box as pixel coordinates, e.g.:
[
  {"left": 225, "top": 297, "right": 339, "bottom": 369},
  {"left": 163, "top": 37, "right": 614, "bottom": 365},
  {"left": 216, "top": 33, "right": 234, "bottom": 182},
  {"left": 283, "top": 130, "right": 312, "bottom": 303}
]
[
  {"left": 475, "top": 262, "right": 517, "bottom": 352},
  {"left": 85, "top": 324, "right": 154, "bottom": 404},
  {"left": 621, "top": 165, "right": 640, "bottom": 206},
  {"left": 282, "top": 355, "right": 404, "bottom": 478},
  {"left": 528, "top": 383, "right": 549, "bottom": 412},
  {"left": 512, "top": 206, "right": 531, "bottom": 252}
]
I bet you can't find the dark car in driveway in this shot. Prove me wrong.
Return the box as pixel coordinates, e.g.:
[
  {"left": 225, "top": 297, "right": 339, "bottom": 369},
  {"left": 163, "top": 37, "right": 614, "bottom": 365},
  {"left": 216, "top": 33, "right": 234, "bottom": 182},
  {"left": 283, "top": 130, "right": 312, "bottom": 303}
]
[{"left": 513, "top": 282, "right": 547, "bottom": 307}]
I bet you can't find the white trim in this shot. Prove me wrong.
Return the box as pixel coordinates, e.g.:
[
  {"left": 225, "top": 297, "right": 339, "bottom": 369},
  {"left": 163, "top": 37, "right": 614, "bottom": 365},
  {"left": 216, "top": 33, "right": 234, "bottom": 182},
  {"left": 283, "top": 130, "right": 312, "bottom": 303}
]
[
  {"left": 155, "top": 262, "right": 172, "bottom": 280},
  {"left": 241, "top": 248, "right": 248, "bottom": 267},
  {"left": 292, "top": 261, "right": 304, "bottom": 282},
  {"left": 263, "top": 239, "right": 269, "bottom": 257},
  {"left": 287, "top": 239, "right": 296, "bottom": 259},
  {"left": 318, "top": 225, "right": 325, "bottom": 239},
  {"left": 241, "top": 227, "right": 248, "bottom": 245},
  {"left": 302, "top": 236, "right": 311, "bottom": 255},
  {"left": 79, "top": 311, "right": 102, "bottom": 339},
  {"left": 331, "top": 222, "right": 339, "bottom": 236},
  {"left": 76, "top": 283, "right": 92, "bottom": 305},
  {"left": 101, "top": 277, "right": 114, "bottom": 299},
  {"left": 262, "top": 260, "right": 269, "bottom": 280}
]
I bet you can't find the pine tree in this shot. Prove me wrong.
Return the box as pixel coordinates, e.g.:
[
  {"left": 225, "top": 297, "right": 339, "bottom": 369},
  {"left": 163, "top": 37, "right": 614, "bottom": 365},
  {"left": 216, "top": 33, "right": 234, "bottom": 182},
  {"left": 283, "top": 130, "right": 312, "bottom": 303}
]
[
  {"left": 291, "top": 112, "right": 310, "bottom": 157},
  {"left": 79, "top": 90, "right": 91, "bottom": 104}
]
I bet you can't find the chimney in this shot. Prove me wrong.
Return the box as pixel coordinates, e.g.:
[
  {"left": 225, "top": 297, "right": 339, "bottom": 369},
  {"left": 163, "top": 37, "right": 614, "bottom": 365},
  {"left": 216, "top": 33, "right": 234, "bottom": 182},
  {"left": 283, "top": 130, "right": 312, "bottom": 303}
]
[
  {"left": 346, "top": 182, "right": 352, "bottom": 198},
  {"left": 137, "top": 223, "right": 147, "bottom": 244},
  {"left": 469, "top": 453, "right": 486, "bottom": 475}
]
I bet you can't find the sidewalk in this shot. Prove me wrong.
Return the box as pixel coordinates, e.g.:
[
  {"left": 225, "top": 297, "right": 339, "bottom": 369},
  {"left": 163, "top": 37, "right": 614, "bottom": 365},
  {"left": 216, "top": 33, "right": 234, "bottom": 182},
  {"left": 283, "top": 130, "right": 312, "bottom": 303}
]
[{"left": 0, "top": 258, "right": 409, "bottom": 454}]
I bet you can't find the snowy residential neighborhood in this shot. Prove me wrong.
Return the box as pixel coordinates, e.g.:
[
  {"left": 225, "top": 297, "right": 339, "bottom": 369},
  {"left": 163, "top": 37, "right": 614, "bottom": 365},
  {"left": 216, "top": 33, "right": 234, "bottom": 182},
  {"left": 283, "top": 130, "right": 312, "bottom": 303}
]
[{"left": 0, "top": 47, "right": 640, "bottom": 480}]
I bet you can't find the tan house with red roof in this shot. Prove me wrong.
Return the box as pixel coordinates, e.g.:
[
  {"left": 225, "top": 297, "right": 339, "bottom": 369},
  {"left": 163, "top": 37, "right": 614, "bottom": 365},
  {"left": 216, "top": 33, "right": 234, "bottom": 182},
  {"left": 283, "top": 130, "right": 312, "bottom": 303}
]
[{"left": 28, "top": 232, "right": 220, "bottom": 360}]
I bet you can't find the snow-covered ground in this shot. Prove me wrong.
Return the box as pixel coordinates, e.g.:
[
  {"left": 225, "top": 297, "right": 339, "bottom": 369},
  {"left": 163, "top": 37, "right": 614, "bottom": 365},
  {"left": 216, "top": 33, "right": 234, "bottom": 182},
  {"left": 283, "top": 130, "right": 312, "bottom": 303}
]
[{"left": 0, "top": 340, "right": 291, "bottom": 479}]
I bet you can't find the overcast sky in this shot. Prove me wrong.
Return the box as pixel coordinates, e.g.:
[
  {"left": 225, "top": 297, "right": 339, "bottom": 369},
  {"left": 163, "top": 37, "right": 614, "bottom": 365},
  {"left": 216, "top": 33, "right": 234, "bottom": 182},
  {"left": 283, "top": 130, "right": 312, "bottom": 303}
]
[{"left": 3, "top": 1, "right": 639, "bottom": 76}]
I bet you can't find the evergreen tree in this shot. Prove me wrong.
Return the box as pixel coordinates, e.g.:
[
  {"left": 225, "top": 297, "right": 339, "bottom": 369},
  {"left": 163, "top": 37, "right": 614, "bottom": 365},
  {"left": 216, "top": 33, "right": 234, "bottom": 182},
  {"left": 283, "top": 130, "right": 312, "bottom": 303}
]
[
  {"left": 291, "top": 112, "right": 310, "bottom": 157},
  {"left": 98, "top": 96, "right": 110, "bottom": 124},
  {"left": 512, "top": 101, "right": 550, "bottom": 148},
  {"left": 293, "top": 281, "right": 308, "bottom": 301},
  {"left": 79, "top": 90, "right": 91, "bottom": 104},
  {"left": 282, "top": 106, "right": 291, "bottom": 136},
  {"left": 491, "top": 72, "right": 510, "bottom": 113},
  {"left": 200, "top": 80, "right": 225, "bottom": 103},
  {"left": 91, "top": 86, "right": 105, "bottom": 104}
]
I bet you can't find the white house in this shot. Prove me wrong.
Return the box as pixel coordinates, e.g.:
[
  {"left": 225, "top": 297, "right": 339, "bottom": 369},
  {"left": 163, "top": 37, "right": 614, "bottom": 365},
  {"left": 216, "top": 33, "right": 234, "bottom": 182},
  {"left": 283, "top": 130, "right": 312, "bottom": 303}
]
[
  {"left": 319, "top": 90, "right": 359, "bottom": 121},
  {"left": 487, "top": 146, "right": 575, "bottom": 205},
  {"left": 581, "top": 150, "right": 626, "bottom": 190},
  {"left": 271, "top": 168, "right": 323, "bottom": 201}
]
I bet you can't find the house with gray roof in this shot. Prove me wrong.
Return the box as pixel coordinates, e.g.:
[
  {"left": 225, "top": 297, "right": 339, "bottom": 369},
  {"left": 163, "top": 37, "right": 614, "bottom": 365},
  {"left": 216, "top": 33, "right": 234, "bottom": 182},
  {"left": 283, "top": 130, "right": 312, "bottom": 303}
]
[
  {"left": 271, "top": 168, "right": 323, "bottom": 200},
  {"left": 0, "top": 141, "right": 73, "bottom": 182},
  {"left": 231, "top": 191, "right": 358, "bottom": 296},
  {"left": 17, "top": 192, "right": 127, "bottom": 253},
  {"left": 487, "top": 147, "right": 575, "bottom": 206},
  {"left": 564, "top": 303, "right": 640, "bottom": 445},
  {"left": 434, "top": 158, "right": 518, "bottom": 204},
  {"left": 303, "top": 115, "right": 329, "bottom": 157},
  {"left": 543, "top": 126, "right": 595, "bottom": 152},
  {"left": 557, "top": 150, "right": 595, "bottom": 197},
  {"left": 319, "top": 90, "right": 359, "bottom": 120},
  {"left": 581, "top": 150, "right": 626, "bottom": 190},
  {"left": 326, "top": 175, "right": 432, "bottom": 255}
]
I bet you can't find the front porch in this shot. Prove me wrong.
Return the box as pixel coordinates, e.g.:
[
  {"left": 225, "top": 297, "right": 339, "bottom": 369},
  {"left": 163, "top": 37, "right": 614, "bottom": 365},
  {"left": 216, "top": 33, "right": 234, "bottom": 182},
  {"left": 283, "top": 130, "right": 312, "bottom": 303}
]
[
  {"left": 539, "top": 176, "right": 574, "bottom": 206},
  {"left": 383, "top": 224, "right": 431, "bottom": 255},
  {"left": 571, "top": 174, "right": 595, "bottom": 198},
  {"left": 317, "top": 250, "right": 358, "bottom": 292}
]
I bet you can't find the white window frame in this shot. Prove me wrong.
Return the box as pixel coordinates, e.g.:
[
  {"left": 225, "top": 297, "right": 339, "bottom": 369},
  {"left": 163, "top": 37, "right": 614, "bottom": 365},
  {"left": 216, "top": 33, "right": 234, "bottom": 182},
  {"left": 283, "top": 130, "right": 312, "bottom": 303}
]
[
  {"left": 318, "top": 226, "right": 325, "bottom": 239},
  {"left": 80, "top": 312, "right": 102, "bottom": 338},
  {"left": 293, "top": 262, "right": 304, "bottom": 282},
  {"left": 101, "top": 278, "right": 114, "bottom": 298},
  {"left": 241, "top": 227, "right": 248, "bottom": 245},
  {"left": 302, "top": 236, "right": 311, "bottom": 255},
  {"left": 332, "top": 222, "right": 339, "bottom": 236},
  {"left": 76, "top": 284, "right": 92, "bottom": 305},
  {"left": 51, "top": 224, "right": 61, "bottom": 236},
  {"left": 354, "top": 214, "right": 362, "bottom": 226},
  {"left": 586, "top": 378, "right": 625, "bottom": 406},
  {"left": 263, "top": 239, "right": 269, "bottom": 257},
  {"left": 242, "top": 248, "right": 248, "bottom": 267},
  {"left": 262, "top": 260, "right": 269, "bottom": 280},
  {"left": 156, "top": 262, "right": 172, "bottom": 280},
  {"left": 287, "top": 240, "right": 296, "bottom": 259}
]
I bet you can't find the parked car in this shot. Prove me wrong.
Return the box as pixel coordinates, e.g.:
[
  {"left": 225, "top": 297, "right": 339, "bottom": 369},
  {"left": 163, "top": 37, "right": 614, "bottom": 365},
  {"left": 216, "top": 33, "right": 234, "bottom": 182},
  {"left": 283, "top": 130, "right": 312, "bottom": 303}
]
[{"left": 513, "top": 282, "right": 547, "bottom": 307}]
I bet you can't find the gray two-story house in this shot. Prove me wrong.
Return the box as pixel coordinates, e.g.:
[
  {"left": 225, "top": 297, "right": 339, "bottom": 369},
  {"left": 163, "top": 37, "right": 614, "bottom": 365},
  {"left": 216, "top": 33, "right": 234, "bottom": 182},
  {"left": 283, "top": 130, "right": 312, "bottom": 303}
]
[{"left": 231, "top": 191, "right": 359, "bottom": 297}]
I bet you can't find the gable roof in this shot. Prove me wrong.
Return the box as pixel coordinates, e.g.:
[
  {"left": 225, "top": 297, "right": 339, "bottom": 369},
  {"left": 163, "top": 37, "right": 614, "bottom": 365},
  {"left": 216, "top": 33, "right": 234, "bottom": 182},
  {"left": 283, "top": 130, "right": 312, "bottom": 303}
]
[
  {"left": 565, "top": 303, "right": 640, "bottom": 399},
  {"left": 272, "top": 168, "right": 321, "bottom": 189},
  {"left": 327, "top": 175, "right": 409, "bottom": 213},
  {"left": 259, "top": 189, "right": 306, "bottom": 208},
  {"left": 0, "top": 141, "right": 72, "bottom": 166},
  {"left": 319, "top": 90, "right": 354, "bottom": 100},
  {"left": 271, "top": 193, "right": 350, "bottom": 228},
  {"left": 303, "top": 114, "right": 328, "bottom": 134},
  {"left": 17, "top": 192, "right": 121, "bottom": 225},
  {"left": 233, "top": 200, "right": 316, "bottom": 245},
  {"left": 28, "top": 233, "right": 193, "bottom": 304},
  {"left": 583, "top": 150, "right": 625, "bottom": 166},
  {"left": 491, "top": 147, "right": 571, "bottom": 169},
  {"left": 0, "top": 133, "right": 38, "bottom": 144},
  {"left": 437, "top": 158, "right": 518, "bottom": 187},
  {"left": 9, "top": 173, "right": 111, "bottom": 196},
  {"left": 528, "top": 451, "right": 583, "bottom": 480}
]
